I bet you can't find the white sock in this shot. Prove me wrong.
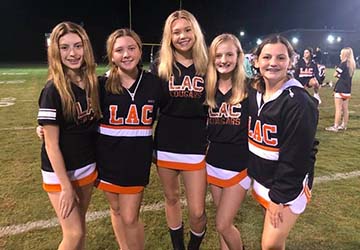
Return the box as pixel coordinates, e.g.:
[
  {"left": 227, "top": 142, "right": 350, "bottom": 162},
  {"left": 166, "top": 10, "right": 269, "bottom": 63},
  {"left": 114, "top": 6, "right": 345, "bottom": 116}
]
[
  {"left": 190, "top": 229, "right": 205, "bottom": 237},
  {"left": 169, "top": 224, "right": 183, "bottom": 231}
]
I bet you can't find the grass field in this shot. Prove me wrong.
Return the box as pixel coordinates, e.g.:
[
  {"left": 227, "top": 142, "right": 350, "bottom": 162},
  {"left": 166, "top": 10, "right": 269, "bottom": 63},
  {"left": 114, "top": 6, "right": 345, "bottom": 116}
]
[{"left": 0, "top": 65, "right": 359, "bottom": 250}]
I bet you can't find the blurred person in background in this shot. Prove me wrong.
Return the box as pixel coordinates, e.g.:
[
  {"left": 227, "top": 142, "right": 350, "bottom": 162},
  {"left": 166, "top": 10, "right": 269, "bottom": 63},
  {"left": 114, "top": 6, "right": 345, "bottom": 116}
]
[
  {"left": 294, "top": 47, "right": 322, "bottom": 104},
  {"left": 325, "top": 47, "right": 356, "bottom": 132}
]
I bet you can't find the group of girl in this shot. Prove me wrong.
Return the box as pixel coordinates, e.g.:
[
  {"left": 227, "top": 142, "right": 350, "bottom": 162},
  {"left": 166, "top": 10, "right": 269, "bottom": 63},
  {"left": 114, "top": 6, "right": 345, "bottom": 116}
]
[{"left": 37, "top": 9, "right": 321, "bottom": 250}]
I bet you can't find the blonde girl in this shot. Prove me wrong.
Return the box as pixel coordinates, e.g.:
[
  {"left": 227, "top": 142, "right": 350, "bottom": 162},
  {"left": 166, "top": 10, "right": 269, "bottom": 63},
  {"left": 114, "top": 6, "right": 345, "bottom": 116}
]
[
  {"left": 205, "top": 33, "right": 250, "bottom": 250},
  {"left": 95, "top": 28, "right": 163, "bottom": 250},
  {"left": 326, "top": 47, "right": 356, "bottom": 132},
  {"left": 152, "top": 9, "right": 208, "bottom": 250}
]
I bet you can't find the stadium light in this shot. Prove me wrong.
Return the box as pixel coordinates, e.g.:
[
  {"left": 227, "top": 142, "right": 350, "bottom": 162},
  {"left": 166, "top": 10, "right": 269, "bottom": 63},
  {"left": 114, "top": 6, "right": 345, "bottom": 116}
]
[
  {"left": 327, "top": 34, "right": 335, "bottom": 44},
  {"left": 291, "top": 37, "right": 299, "bottom": 45},
  {"left": 239, "top": 31, "right": 245, "bottom": 37},
  {"left": 256, "top": 38, "right": 262, "bottom": 45},
  {"left": 45, "top": 33, "right": 51, "bottom": 47},
  {"left": 336, "top": 36, "right": 342, "bottom": 43}
]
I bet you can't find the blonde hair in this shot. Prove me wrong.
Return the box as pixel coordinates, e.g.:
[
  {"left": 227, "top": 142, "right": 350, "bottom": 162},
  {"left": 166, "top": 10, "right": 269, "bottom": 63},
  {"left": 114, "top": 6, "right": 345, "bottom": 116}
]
[
  {"left": 47, "top": 21, "right": 101, "bottom": 121},
  {"left": 158, "top": 10, "right": 208, "bottom": 80},
  {"left": 341, "top": 47, "right": 356, "bottom": 77},
  {"left": 105, "top": 28, "right": 143, "bottom": 94},
  {"left": 206, "top": 34, "right": 247, "bottom": 109}
]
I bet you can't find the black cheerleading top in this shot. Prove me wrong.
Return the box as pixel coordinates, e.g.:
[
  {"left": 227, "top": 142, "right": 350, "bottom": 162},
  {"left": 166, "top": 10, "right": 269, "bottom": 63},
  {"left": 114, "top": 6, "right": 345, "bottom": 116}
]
[
  {"left": 155, "top": 62, "right": 207, "bottom": 118},
  {"left": 96, "top": 70, "right": 163, "bottom": 186},
  {"left": 248, "top": 78, "right": 319, "bottom": 204},
  {"left": 294, "top": 58, "right": 321, "bottom": 86},
  {"left": 206, "top": 88, "right": 249, "bottom": 172},
  {"left": 37, "top": 80, "right": 98, "bottom": 172},
  {"left": 334, "top": 62, "right": 352, "bottom": 94}
]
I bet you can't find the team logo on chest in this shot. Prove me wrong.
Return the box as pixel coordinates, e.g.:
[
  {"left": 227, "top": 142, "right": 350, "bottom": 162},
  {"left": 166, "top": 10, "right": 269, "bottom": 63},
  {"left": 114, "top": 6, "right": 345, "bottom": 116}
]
[
  {"left": 299, "top": 67, "right": 314, "bottom": 78},
  {"left": 108, "top": 104, "right": 153, "bottom": 125},
  {"left": 75, "top": 97, "right": 95, "bottom": 123},
  {"left": 208, "top": 102, "right": 241, "bottom": 125},
  {"left": 248, "top": 117, "right": 278, "bottom": 146},
  {"left": 168, "top": 75, "right": 204, "bottom": 98}
]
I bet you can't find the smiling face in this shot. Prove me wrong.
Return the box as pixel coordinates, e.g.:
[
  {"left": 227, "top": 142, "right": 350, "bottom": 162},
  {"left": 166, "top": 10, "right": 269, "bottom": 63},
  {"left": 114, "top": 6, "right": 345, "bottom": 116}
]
[
  {"left": 215, "top": 40, "right": 238, "bottom": 77},
  {"left": 255, "top": 42, "right": 291, "bottom": 86},
  {"left": 111, "top": 36, "right": 142, "bottom": 73},
  {"left": 59, "top": 33, "right": 84, "bottom": 70},
  {"left": 170, "top": 18, "right": 195, "bottom": 55},
  {"left": 303, "top": 49, "right": 312, "bottom": 60}
]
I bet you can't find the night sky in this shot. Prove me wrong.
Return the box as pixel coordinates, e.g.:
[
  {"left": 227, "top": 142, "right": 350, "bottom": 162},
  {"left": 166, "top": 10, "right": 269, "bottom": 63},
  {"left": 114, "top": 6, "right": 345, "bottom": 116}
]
[{"left": 1, "top": 0, "right": 359, "bottom": 63}]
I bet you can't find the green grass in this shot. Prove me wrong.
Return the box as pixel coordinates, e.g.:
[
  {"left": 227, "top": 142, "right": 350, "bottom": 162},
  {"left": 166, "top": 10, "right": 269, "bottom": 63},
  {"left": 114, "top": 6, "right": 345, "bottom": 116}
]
[{"left": 0, "top": 66, "right": 359, "bottom": 249}]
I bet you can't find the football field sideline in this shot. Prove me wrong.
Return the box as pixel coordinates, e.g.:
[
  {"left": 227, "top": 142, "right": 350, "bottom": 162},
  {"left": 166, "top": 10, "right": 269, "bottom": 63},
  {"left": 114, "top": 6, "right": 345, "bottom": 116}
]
[{"left": 1, "top": 170, "right": 360, "bottom": 238}]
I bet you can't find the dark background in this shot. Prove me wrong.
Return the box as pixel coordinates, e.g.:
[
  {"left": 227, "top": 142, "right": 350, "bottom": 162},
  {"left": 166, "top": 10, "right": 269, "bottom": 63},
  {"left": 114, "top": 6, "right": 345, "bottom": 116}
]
[{"left": 1, "top": 0, "right": 359, "bottom": 64}]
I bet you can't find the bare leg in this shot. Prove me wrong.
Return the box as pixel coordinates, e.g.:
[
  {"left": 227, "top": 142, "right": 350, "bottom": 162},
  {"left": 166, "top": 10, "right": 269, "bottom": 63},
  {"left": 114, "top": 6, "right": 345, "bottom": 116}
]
[
  {"left": 105, "top": 191, "right": 144, "bottom": 250},
  {"left": 182, "top": 168, "right": 207, "bottom": 234},
  {"left": 210, "top": 185, "right": 229, "bottom": 250},
  {"left": 48, "top": 183, "right": 93, "bottom": 250},
  {"left": 261, "top": 206, "right": 299, "bottom": 250},
  {"left": 211, "top": 184, "right": 246, "bottom": 250},
  {"left": 157, "top": 167, "right": 182, "bottom": 228},
  {"left": 342, "top": 99, "right": 349, "bottom": 127},
  {"left": 334, "top": 97, "right": 343, "bottom": 127},
  {"left": 104, "top": 192, "right": 128, "bottom": 250}
]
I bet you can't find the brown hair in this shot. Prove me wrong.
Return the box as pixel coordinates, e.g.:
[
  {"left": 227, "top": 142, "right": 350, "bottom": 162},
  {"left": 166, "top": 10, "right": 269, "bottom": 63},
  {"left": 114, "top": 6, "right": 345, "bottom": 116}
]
[
  {"left": 252, "top": 35, "right": 294, "bottom": 93},
  {"left": 47, "top": 21, "right": 101, "bottom": 120}
]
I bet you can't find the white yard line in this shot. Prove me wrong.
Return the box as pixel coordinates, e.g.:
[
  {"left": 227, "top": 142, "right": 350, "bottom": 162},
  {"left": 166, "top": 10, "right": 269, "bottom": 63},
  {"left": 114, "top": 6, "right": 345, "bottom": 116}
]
[
  {"left": 0, "top": 80, "right": 26, "bottom": 84},
  {"left": 1, "top": 170, "right": 360, "bottom": 237},
  {"left": 1, "top": 72, "right": 29, "bottom": 75},
  {"left": 0, "top": 126, "right": 35, "bottom": 131},
  {"left": 314, "top": 170, "right": 360, "bottom": 184}
]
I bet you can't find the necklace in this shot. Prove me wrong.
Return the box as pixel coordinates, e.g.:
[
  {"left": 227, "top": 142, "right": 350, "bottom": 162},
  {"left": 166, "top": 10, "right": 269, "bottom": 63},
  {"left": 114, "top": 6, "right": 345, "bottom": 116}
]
[{"left": 125, "top": 70, "right": 143, "bottom": 101}]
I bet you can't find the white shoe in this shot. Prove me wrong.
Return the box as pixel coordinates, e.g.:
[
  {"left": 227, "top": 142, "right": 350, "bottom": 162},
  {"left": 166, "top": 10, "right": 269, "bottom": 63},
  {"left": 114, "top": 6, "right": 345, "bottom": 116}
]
[
  {"left": 314, "top": 93, "right": 322, "bottom": 104},
  {"left": 325, "top": 126, "right": 338, "bottom": 132},
  {"left": 337, "top": 124, "right": 347, "bottom": 130}
]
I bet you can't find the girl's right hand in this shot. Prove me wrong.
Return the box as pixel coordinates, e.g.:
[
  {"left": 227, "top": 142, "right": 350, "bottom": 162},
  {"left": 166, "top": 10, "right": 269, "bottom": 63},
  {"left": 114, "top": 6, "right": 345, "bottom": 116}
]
[
  {"left": 59, "top": 187, "right": 79, "bottom": 219},
  {"left": 36, "top": 125, "right": 44, "bottom": 140}
]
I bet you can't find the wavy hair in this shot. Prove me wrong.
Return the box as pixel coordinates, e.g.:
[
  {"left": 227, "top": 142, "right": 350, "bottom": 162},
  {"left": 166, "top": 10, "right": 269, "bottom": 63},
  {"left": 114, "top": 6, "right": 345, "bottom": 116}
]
[
  {"left": 206, "top": 33, "right": 247, "bottom": 108},
  {"left": 157, "top": 10, "right": 208, "bottom": 80},
  {"left": 341, "top": 47, "right": 356, "bottom": 77},
  {"left": 252, "top": 35, "right": 294, "bottom": 93},
  {"left": 47, "top": 21, "right": 101, "bottom": 120},
  {"left": 304, "top": 47, "right": 313, "bottom": 60},
  {"left": 105, "top": 28, "right": 142, "bottom": 94}
]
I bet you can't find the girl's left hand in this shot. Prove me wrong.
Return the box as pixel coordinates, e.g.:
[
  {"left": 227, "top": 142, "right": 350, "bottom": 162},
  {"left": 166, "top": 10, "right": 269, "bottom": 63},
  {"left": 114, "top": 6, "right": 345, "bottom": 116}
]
[
  {"left": 268, "top": 201, "right": 284, "bottom": 228},
  {"left": 59, "top": 187, "right": 79, "bottom": 219}
]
